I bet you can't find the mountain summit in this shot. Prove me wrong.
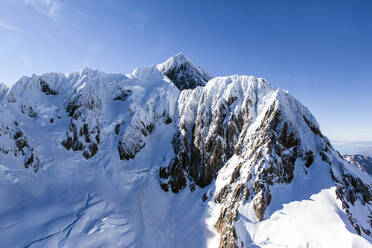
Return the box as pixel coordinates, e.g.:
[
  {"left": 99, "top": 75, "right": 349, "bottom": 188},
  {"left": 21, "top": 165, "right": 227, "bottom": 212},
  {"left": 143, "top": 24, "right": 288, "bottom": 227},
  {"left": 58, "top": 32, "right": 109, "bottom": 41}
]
[
  {"left": 0, "top": 55, "right": 371, "bottom": 248},
  {"left": 157, "top": 53, "right": 212, "bottom": 90}
]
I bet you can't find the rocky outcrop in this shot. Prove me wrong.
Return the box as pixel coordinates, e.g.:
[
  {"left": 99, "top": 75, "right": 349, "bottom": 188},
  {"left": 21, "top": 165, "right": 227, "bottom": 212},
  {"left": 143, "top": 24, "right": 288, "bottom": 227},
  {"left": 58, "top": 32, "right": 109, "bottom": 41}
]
[
  {"left": 212, "top": 101, "right": 333, "bottom": 247},
  {"left": 0, "top": 121, "right": 40, "bottom": 171},
  {"left": 159, "top": 76, "right": 267, "bottom": 193},
  {"left": 40, "top": 79, "right": 58, "bottom": 95},
  {"left": 62, "top": 98, "right": 101, "bottom": 159},
  {"left": 159, "top": 97, "right": 243, "bottom": 192},
  {"left": 62, "top": 118, "right": 100, "bottom": 159}
]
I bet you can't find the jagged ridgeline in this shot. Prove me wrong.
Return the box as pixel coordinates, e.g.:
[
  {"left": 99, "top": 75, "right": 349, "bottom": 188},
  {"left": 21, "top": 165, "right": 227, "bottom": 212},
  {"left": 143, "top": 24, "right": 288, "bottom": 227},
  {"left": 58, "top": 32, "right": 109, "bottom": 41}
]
[{"left": 0, "top": 54, "right": 370, "bottom": 248}]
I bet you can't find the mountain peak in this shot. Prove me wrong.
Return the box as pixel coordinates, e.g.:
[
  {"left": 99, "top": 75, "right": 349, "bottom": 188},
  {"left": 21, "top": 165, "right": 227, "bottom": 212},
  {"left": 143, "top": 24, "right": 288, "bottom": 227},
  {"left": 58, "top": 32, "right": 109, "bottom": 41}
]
[
  {"left": 157, "top": 53, "right": 212, "bottom": 90},
  {"left": 167, "top": 52, "right": 189, "bottom": 63},
  {"left": 159, "top": 53, "right": 195, "bottom": 68}
]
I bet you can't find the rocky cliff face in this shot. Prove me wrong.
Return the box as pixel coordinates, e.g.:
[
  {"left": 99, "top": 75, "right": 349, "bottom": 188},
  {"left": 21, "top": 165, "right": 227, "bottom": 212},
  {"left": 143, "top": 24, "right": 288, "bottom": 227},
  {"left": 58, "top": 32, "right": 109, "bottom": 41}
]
[
  {"left": 159, "top": 76, "right": 275, "bottom": 192},
  {"left": 0, "top": 55, "right": 370, "bottom": 248},
  {"left": 0, "top": 120, "right": 40, "bottom": 171},
  {"left": 159, "top": 74, "right": 371, "bottom": 247}
]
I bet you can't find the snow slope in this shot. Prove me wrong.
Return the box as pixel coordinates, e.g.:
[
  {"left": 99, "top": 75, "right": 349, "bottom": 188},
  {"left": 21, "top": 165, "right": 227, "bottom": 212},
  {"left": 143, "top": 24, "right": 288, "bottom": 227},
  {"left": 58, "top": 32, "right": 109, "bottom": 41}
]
[{"left": 0, "top": 55, "right": 371, "bottom": 248}]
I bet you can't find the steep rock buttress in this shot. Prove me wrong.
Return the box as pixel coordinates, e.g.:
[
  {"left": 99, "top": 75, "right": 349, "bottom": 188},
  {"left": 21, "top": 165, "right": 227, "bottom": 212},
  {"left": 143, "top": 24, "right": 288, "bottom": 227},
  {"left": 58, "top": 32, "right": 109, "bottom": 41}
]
[{"left": 159, "top": 75, "right": 372, "bottom": 247}]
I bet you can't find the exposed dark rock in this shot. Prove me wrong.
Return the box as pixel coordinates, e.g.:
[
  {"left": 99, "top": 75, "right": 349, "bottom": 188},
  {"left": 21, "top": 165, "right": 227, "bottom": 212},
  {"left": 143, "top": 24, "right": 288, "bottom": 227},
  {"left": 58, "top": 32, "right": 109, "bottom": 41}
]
[
  {"left": 62, "top": 136, "right": 73, "bottom": 150},
  {"left": 89, "top": 143, "right": 98, "bottom": 157},
  {"left": 72, "top": 140, "right": 83, "bottom": 151},
  {"left": 24, "top": 153, "right": 34, "bottom": 168},
  {"left": 66, "top": 101, "right": 80, "bottom": 117},
  {"left": 161, "top": 63, "right": 209, "bottom": 90},
  {"left": 161, "top": 98, "right": 240, "bottom": 193},
  {"left": 13, "top": 131, "right": 23, "bottom": 140},
  {"left": 165, "top": 116, "right": 173, "bottom": 124},
  {"left": 303, "top": 116, "right": 322, "bottom": 137},
  {"left": 21, "top": 105, "right": 37, "bottom": 118},
  {"left": 160, "top": 183, "right": 169, "bottom": 192},
  {"left": 62, "top": 118, "right": 100, "bottom": 159},
  {"left": 157, "top": 54, "right": 212, "bottom": 90},
  {"left": 304, "top": 150, "right": 314, "bottom": 168},
  {"left": 115, "top": 124, "right": 121, "bottom": 135},
  {"left": 96, "top": 133, "right": 100, "bottom": 144},
  {"left": 118, "top": 140, "right": 144, "bottom": 160},
  {"left": 253, "top": 189, "right": 272, "bottom": 221},
  {"left": 15, "top": 139, "right": 27, "bottom": 149},
  {"left": 147, "top": 123, "right": 154, "bottom": 134},
  {"left": 40, "top": 79, "right": 57, "bottom": 95},
  {"left": 113, "top": 89, "right": 132, "bottom": 101},
  {"left": 202, "top": 193, "right": 208, "bottom": 202},
  {"left": 332, "top": 163, "right": 372, "bottom": 235},
  {"left": 8, "top": 125, "right": 41, "bottom": 172},
  {"left": 159, "top": 166, "right": 168, "bottom": 179}
]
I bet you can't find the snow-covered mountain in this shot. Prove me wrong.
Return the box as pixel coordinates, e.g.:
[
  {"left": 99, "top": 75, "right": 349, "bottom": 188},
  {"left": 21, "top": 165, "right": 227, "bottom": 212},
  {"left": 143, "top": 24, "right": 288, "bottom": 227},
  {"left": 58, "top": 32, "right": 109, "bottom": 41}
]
[
  {"left": 0, "top": 54, "right": 370, "bottom": 248},
  {"left": 344, "top": 154, "right": 372, "bottom": 175}
]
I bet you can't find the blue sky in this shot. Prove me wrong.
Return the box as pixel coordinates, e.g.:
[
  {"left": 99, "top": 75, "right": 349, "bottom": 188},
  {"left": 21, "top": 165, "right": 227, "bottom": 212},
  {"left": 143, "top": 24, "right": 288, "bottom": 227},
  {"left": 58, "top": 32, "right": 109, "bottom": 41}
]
[{"left": 0, "top": 0, "right": 371, "bottom": 155}]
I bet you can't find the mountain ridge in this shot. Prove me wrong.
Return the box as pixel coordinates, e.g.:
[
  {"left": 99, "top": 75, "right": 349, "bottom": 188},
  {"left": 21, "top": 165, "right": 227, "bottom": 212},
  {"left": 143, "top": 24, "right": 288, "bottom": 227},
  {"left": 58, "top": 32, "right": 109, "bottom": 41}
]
[
  {"left": 0, "top": 54, "right": 370, "bottom": 248},
  {"left": 344, "top": 154, "right": 372, "bottom": 175}
]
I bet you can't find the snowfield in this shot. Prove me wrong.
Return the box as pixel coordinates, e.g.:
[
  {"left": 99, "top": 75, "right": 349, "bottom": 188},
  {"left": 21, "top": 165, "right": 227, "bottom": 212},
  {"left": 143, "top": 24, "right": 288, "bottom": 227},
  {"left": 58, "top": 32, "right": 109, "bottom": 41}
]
[{"left": 0, "top": 54, "right": 370, "bottom": 248}]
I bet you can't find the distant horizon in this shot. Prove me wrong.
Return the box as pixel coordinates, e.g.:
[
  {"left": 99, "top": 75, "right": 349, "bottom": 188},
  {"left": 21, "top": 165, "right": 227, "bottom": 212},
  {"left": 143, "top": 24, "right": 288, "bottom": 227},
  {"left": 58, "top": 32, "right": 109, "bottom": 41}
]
[{"left": 1, "top": 0, "right": 371, "bottom": 155}]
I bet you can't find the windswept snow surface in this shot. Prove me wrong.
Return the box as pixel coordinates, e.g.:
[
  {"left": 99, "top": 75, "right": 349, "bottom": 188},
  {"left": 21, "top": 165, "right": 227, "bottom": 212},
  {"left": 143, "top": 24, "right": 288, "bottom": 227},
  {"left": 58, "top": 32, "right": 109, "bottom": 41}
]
[
  {"left": 0, "top": 127, "right": 211, "bottom": 248},
  {"left": 0, "top": 67, "right": 214, "bottom": 248},
  {"left": 237, "top": 188, "right": 370, "bottom": 248},
  {"left": 0, "top": 61, "right": 371, "bottom": 247}
]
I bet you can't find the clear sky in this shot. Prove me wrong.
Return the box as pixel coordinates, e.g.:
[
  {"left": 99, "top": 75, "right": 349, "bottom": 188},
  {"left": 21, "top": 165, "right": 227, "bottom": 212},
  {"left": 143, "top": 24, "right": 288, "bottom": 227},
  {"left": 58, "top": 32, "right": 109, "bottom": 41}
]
[{"left": 1, "top": 0, "right": 371, "bottom": 155}]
